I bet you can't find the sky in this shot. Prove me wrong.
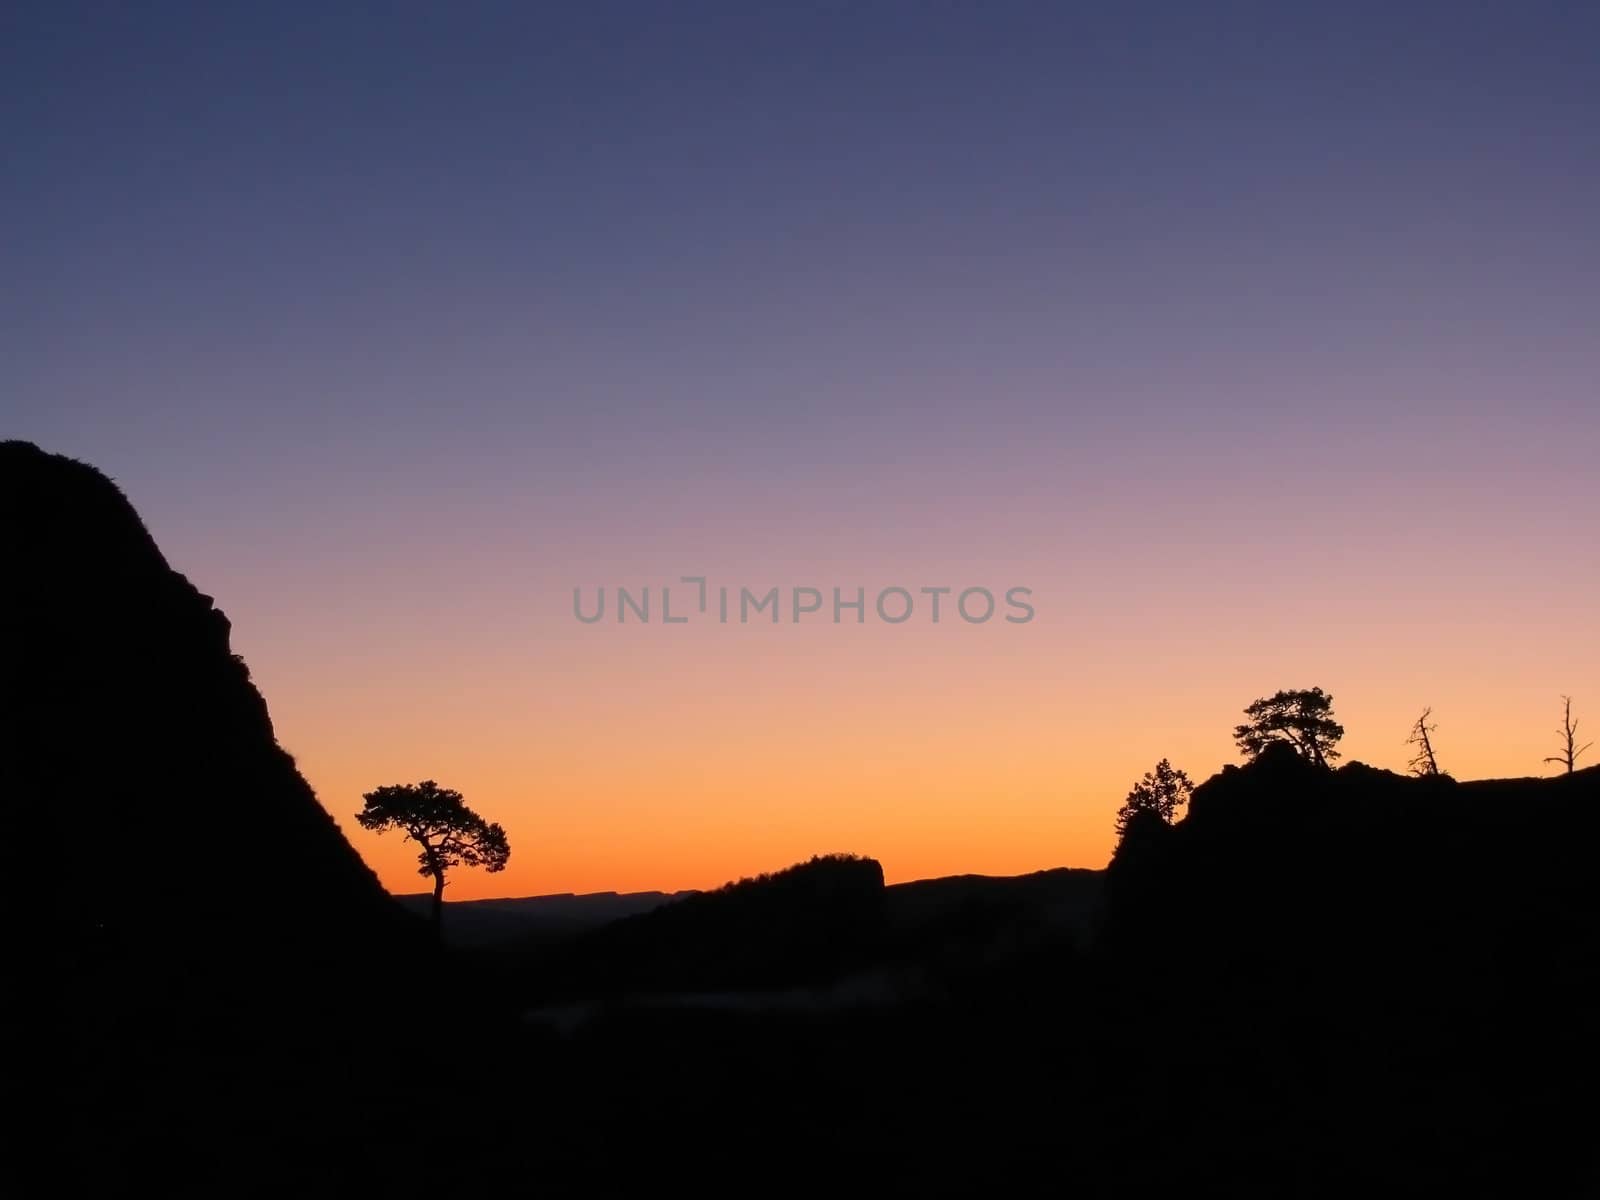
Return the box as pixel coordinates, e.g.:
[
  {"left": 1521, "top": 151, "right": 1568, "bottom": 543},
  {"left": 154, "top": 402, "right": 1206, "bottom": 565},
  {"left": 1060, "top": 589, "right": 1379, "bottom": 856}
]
[{"left": 5, "top": 2, "right": 1597, "bottom": 899}]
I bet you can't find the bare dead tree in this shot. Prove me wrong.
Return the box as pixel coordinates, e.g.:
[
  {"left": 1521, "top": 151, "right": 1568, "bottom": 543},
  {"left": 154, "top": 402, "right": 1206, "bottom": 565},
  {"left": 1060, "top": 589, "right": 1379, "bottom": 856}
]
[
  {"left": 1406, "top": 707, "right": 1441, "bottom": 776},
  {"left": 1543, "top": 696, "right": 1592, "bottom": 774}
]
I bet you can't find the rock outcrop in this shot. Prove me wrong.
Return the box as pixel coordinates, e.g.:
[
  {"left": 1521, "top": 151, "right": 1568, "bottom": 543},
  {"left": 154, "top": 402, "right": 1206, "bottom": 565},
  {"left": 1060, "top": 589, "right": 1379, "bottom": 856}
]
[
  {"left": 4, "top": 441, "right": 426, "bottom": 1187},
  {"left": 3, "top": 440, "right": 406, "bottom": 959}
]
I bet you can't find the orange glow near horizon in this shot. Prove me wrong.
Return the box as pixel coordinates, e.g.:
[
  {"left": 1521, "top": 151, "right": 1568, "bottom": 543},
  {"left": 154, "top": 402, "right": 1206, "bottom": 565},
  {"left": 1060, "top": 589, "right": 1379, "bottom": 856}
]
[
  {"left": 228, "top": 549, "right": 1596, "bottom": 901},
  {"left": 62, "top": 373, "right": 1594, "bottom": 905},
  {"left": 8, "top": 0, "right": 1598, "bottom": 908}
]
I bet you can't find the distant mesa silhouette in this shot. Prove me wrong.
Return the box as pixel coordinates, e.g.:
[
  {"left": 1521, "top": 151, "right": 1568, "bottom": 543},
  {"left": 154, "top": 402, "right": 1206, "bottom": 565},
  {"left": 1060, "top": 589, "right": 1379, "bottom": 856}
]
[{"left": 533, "top": 853, "right": 889, "bottom": 996}]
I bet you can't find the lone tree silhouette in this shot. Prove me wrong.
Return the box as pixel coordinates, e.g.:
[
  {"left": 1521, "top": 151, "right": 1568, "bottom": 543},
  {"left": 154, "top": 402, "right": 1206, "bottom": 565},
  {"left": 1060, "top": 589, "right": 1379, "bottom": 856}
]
[
  {"left": 356, "top": 780, "right": 510, "bottom": 934},
  {"left": 1406, "top": 707, "right": 1441, "bottom": 776},
  {"left": 1234, "top": 687, "right": 1344, "bottom": 767},
  {"left": 1542, "top": 696, "right": 1592, "bottom": 775},
  {"left": 1114, "top": 759, "right": 1194, "bottom": 840}
]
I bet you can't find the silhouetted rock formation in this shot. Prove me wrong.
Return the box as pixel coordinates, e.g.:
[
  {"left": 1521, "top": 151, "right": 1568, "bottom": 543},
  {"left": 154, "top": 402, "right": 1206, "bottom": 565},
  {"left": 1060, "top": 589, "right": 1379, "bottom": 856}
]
[
  {"left": 1100, "top": 747, "right": 1599, "bottom": 1191},
  {"left": 3, "top": 441, "right": 407, "bottom": 955},
  {"left": 5, "top": 441, "right": 422, "bottom": 1187}
]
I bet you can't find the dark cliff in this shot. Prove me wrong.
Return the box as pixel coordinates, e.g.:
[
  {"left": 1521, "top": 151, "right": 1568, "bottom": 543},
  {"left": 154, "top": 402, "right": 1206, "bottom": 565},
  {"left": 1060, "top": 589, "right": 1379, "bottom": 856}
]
[
  {"left": 3, "top": 440, "right": 406, "bottom": 956},
  {"left": 4, "top": 440, "right": 425, "bottom": 1186}
]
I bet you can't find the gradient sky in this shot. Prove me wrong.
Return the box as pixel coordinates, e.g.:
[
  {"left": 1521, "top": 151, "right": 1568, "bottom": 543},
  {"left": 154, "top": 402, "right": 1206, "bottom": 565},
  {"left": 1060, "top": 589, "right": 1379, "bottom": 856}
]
[{"left": 5, "top": 2, "right": 1597, "bottom": 899}]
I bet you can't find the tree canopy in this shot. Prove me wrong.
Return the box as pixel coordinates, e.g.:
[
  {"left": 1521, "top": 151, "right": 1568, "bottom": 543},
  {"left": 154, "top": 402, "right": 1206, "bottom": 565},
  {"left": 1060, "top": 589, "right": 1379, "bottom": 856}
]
[
  {"left": 356, "top": 780, "right": 510, "bottom": 930},
  {"left": 1234, "top": 687, "right": 1344, "bottom": 768},
  {"left": 1114, "top": 759, "right": 1194, "bottom": 839}
]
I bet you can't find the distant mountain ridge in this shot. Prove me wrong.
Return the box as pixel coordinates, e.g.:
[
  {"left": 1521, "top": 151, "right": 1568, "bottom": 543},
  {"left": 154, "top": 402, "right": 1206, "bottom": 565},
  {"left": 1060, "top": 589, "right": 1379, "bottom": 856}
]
[
  {"left": 398, "top": 865, "right": 1105, "bottom": 952},
  {"left": 395, "top": 888, "right": 698, "bottom": 946}
]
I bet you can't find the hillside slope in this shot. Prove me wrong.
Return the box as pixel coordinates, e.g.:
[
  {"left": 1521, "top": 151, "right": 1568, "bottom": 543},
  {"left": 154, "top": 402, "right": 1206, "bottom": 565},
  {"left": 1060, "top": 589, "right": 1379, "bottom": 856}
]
[
  {"left": 4, "top": 440, "right": 407, "bottom": 954},
  {"left": 4, "top": 440, "right": 424, "bottom": 1187}
]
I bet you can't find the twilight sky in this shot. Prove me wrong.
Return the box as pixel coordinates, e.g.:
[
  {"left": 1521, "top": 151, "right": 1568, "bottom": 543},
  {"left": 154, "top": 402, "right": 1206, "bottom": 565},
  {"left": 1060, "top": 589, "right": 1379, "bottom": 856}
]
[{"left": 5, "top": 2, "right": 1597, "bottom": 898}]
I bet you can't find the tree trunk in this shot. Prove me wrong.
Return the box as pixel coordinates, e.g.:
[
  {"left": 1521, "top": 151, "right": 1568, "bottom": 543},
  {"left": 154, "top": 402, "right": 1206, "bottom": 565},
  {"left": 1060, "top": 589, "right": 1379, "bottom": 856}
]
[{"left": 430, "top": 871, "right": 446, "bottom": 939}]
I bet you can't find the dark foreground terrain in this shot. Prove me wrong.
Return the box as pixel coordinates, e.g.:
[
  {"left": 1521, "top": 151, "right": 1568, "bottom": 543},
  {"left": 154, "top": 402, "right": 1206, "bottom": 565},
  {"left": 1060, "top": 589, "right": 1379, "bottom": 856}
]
[{"left": 14, "top": 439, "right": 1596, "bottom": 1194}]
